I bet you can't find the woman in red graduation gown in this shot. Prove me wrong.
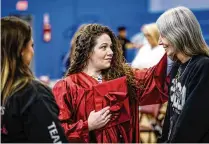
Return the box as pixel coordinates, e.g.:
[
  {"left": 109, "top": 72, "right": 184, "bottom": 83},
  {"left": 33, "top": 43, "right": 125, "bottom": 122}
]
[{"left": 52, "top": 24, "right": 169, "bottom": 143}]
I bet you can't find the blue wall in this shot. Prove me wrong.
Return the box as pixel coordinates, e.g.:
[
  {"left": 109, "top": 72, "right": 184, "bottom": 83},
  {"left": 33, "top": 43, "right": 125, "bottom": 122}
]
[{"left": 2, "top": 0, "right": 209, "bottom": 79}]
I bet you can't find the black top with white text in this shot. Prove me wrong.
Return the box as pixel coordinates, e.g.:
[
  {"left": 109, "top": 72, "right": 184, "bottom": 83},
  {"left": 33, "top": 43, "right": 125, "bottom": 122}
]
[
  {"left": 158, "top": 55, "right": 209, "bottom": 142},
  {"left": 1, "top": 80, "right": 68, "bottom": 143}
]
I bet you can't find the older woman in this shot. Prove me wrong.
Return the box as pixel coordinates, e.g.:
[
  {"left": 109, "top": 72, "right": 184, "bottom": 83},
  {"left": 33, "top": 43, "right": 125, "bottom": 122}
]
[{"left": 157, "top": 6, "right": 209, "bottom": 142}]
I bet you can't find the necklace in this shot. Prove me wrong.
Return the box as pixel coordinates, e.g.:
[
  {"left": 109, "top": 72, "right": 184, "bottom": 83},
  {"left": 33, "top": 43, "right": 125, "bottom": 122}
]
[
  {"left": 82, "top": 72, "right": 103, "bottom": 83},
  {"left": 91, "top": 74, "right": 103, "bottom": 83},
  {"left": 175, "top": 57, "right": 192, "bottom": 80},
  {"left": 171, "top": 57, "right": 192, "bottom": 114}
]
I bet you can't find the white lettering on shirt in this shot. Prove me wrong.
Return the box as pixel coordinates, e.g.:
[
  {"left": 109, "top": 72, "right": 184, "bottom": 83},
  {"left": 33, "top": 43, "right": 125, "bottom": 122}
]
[{"left": 48, "top": 121, "right": 62, "bottom": 144}]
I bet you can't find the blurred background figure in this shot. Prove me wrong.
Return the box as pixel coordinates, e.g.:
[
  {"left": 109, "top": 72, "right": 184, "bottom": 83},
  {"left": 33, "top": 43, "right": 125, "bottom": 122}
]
[
  {"left": 117, "top": 26, "right": 134, "bottom": 59},
  {"left": 132, "top": 23, "right": 165, "bottom": 69},
  {"left": 131, "top": 25, "right": 148, "bottom": 49}
]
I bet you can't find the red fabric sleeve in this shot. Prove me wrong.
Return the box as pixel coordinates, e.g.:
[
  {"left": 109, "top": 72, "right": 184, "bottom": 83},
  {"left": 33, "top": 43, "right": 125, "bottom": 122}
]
[
  {"left": 52, "top": 80, "right": 89, "bottom": 143},
  {"left": 134, "top": 54, "right": 169, "bottom": 105}
]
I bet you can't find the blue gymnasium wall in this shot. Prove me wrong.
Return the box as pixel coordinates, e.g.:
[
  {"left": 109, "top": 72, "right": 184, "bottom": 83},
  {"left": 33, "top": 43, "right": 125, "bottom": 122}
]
[{"left": 2, "top": 0, "right": 209, "bottom": 79}]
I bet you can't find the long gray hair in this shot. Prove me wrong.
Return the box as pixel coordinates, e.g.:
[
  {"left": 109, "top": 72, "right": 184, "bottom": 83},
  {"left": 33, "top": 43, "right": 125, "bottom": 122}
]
[{"left": 156, "top": 6, "right": 209, "bottom": 57}]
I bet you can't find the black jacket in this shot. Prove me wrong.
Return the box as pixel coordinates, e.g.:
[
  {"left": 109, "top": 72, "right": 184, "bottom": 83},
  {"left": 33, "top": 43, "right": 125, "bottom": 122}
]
[
  {"left": 158, "top": 55, "right": 209, "bottom": 143},
  {"left": 1, "top": 80, "right": 68, "bottom": 143}
]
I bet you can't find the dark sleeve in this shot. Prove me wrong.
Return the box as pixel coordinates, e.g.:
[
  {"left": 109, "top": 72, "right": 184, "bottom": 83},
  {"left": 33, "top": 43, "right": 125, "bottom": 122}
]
[
  {"left": 157, "top": 100, "right": 171, "bottom": 143},
  {"left": 23, "top": 90, "right": 68, "bottom": 143},
  {"left": 170, "top": 60, "right": 209, "bottom": 142}
]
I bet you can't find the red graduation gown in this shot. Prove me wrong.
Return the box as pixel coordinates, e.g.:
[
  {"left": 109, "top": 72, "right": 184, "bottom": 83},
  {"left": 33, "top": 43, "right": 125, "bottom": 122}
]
[{"left": 52, "top": 54, "right": 168, "bottom": 143}]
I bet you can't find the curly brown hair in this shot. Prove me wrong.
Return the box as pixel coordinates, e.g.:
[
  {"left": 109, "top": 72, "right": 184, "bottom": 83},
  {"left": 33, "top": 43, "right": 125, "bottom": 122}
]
[
  {"left": 68, "top": 24, "right": 88, "bottom": 66},
  {"left": 66, "top": 24, "right": 138, "bottom": 102}
]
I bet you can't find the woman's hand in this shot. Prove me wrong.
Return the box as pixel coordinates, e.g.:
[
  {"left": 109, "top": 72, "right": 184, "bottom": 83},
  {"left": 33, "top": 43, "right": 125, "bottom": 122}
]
[{"left": 88, "top": 106, "right": 111, "bottom": 131}]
